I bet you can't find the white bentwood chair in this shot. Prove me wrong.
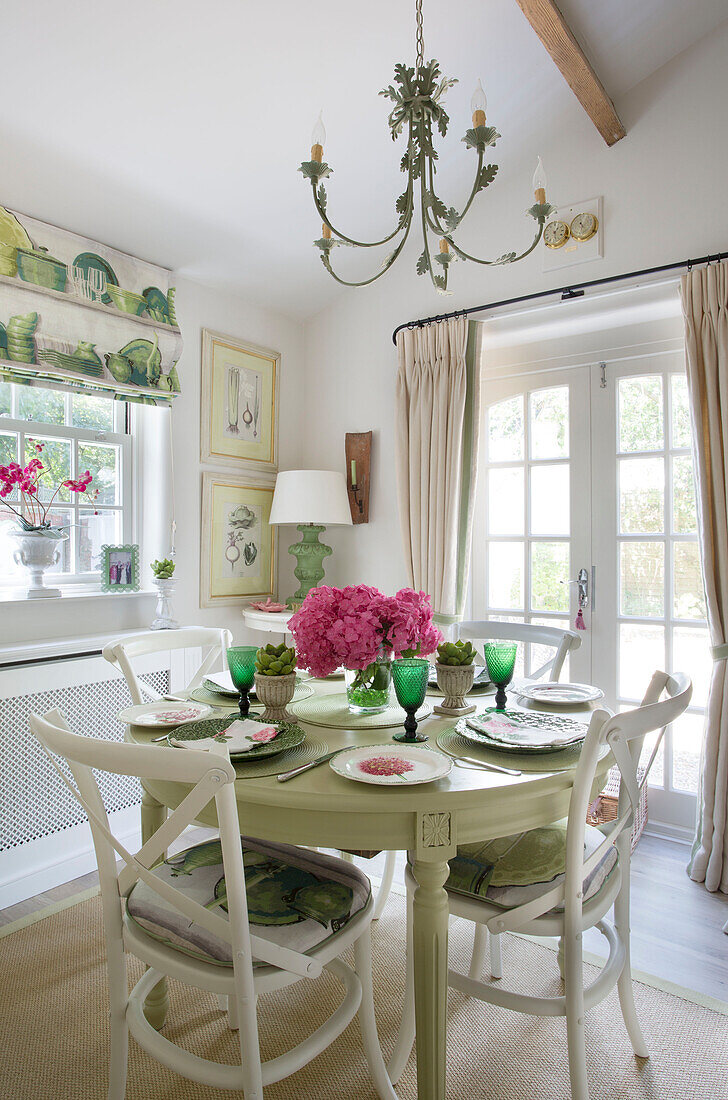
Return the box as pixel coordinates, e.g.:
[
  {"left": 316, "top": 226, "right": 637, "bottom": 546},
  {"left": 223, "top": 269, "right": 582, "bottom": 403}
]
[
  {"left": 102, "top": 627, "right": 233, "bottom": 705},
  {"left": 391, "top": 670, "right": 692, "bottom": 1100},
  {"left": 457, "top": 619, "right": 582, "bottom": 682},
  {"left": 454, "top": 620, "right": 582, "bottom": 978},
  {"left": 29, "top": 709, "right": 399, "bottom": 1100}
]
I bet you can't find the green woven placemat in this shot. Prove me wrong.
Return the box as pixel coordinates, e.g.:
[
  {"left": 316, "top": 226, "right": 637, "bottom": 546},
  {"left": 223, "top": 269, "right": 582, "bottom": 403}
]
[
  {"left": 436, "top": 727, "right": 607, "bottom": 773},
  {"left": 289, "top": 692, "right": 433, "bottom": 730},
  {"left": 232, "top": 734, "right": 329, "bottom": 778},
  {"left": 190, "top": 682, "right": 314, "bottom": 708}
]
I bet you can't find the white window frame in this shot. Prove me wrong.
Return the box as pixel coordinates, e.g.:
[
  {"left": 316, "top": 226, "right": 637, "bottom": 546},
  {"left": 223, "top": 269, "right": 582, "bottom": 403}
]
[{"left": 0, "top": 388, "right": 133, "bottom": 588}]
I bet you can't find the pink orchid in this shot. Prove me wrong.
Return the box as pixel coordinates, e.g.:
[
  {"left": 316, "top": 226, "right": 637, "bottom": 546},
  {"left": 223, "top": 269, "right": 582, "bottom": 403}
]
[{"left": 0, "top": 450, "right": 96, "bottom": 530}]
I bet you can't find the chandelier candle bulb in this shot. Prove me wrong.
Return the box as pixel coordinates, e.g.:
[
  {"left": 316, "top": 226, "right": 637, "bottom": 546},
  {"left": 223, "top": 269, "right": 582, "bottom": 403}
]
[
  {"left": 471, "top": 78, "right": 487, "bottom": 126},
  {"left": 322, "top": 222, "right": 332, "bottom": 240},
  {"left": 532, "top": 155, "right": 548, "bottom": 203},
  {"left": 311, "top": 112, "right": 326, "bottom": 163},
  {"left": 439, "top": 238, "right": 449, "bottom": 254}
]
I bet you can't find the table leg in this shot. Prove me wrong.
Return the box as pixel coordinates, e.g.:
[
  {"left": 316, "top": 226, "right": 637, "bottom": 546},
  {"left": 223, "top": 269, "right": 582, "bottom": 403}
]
[
  {"left": 411, "top": 856, "right": 451, "bottom": 1100},
  {"left": 140, "top": 790, "right": 169, "bottom": 1031}
]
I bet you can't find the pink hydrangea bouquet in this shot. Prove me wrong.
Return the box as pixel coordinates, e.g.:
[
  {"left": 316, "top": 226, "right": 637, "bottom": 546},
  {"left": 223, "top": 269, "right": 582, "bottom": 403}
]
[
  {"left": 0, "top": 439, "right": 98, "bottom": 534},
  {"left": 289, "top": 584, "right": 442, "bottom": 679}
]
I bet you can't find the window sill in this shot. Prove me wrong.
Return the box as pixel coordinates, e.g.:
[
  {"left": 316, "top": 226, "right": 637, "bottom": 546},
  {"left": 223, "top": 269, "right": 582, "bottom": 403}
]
[{"left": 0, "top": 585, "right": 155, "bottom": 606}]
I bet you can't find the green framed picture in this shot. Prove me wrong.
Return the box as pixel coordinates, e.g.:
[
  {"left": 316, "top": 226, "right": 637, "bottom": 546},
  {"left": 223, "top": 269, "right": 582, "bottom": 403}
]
[{"left": 101, "top": 544, "right": 140, "bottom": 592}]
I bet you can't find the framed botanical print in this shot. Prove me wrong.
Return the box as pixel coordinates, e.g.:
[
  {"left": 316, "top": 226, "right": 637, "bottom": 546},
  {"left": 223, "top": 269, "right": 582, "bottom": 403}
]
[
  {"left": 201, "top": 329, "right": 280, "bottom": 473},
  {"left": 101, "top": 544, "right": 140, "bottom": 592},
  {"left": 200, "top": 472, "right": 277, "bottom": 607}
]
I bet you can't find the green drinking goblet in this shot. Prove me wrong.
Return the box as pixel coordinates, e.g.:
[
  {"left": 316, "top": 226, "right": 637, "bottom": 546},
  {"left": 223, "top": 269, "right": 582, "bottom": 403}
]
[
  {"left": 483, "top": 642, "right": 517, "bottom": 711},
  {"left": 227, "top": 646, "right": 258, "bottom": 717},
  {"left": 391, "top": 658, "right": 430, "bottom": 743}
]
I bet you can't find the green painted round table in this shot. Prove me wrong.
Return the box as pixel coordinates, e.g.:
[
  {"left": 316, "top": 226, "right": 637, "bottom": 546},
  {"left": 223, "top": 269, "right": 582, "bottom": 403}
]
[{"left": 126, "top": 681, "right": 609, "bottom": 1100}]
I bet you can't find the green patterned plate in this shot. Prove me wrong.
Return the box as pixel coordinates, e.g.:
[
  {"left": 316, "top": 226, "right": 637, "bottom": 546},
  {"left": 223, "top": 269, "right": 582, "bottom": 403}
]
[
  {"left": 456, "top": 710, "right": 587, "bottom": 754},
  {"left": 72, "top": 252, "right": 119, "bottom": 305},
  {"left": 142, "top": 286, "right": 170, "bottom": 322},
  {"left": 118, "top": 338, "right": 162, "bottom": 387},
  {"left": 167, "top": 716, "right": 305, "bottom": 760}
]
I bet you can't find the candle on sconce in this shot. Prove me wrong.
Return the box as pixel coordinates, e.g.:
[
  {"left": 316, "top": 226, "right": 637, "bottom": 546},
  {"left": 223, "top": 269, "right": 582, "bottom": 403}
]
[
  {"left": 322, "top": 222, "right": 332, "bottom": 240},
  {"left": 532, "top": 156, "right": 547, "bottom": 204},
  {"left": 471, "top": 79, "right": 487, "bottom": 128},
  {"left": 311, "top": 111, "right": 326, "bottom": 164},
  {"left": 350, "top": 459, "right": 357, "bottom": 486}
]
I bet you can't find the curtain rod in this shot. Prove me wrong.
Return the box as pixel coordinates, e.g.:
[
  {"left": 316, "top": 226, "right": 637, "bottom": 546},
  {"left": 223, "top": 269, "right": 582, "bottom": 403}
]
[{"left": 391, "top": 249, "right": 728, "bottom": 345}]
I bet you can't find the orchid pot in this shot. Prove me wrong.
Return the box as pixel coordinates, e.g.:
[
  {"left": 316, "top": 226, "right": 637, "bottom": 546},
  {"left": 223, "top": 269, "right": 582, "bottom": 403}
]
[
  {"left": 345, "top": 649, "right": 393, "bottom": 715},
  {"left": 8, "top": 525, "right": 67, "bottom": 599}
]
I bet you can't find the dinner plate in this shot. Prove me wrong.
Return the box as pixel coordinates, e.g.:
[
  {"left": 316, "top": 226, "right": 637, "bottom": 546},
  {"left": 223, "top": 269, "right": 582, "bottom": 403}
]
[
  {"left": 72, "top": 252, "right": 119, "bottom": 304},
  {"left": 428, "top": 662, "right": 490, "bottom": 688},
  {"left": 118, "top": 701, "right": 212, "bottom": 728},
  {"left": 168, "top": 717, "right": 305, "bottom": 760},
  {"left": 515, "top": 681, "right": 605, "bottom": 705},
  {"left": 457, "top": 710, "right": 588, "bottom": 754},
  {"left": 190, "top": 685, "right": 257, "bottom": 707},
  {"left": 330, "top": 744, "right": 452, "bottom": 786},
  {"left": 203, "top": 671, "right": 238, "bottom": 696},
  {"left": 142, "top": 286, "right": 170, "bottom": 322}
]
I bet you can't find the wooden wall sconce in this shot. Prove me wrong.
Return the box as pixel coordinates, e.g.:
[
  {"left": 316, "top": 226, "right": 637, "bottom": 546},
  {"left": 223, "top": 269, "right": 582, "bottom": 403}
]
[{"left": 345, "top": 432, "right": 372, "bottom": 524}]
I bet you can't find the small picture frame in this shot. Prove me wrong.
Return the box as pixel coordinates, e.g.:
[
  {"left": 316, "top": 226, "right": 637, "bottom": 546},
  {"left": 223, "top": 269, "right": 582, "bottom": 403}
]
[
  {"left": 101, "top": 544, "right": 140, "bottom": 592},
  {"left": 200, "top": 329, "right": 280, "bottom": 473}
]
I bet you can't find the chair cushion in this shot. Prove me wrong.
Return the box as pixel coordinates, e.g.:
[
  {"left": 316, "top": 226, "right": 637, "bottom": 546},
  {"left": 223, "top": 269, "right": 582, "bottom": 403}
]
[
  {"left": 126, "top": 837, "right": 371, "bottom": 967},
  {"left": 428, "top": 820, "right": 617, "bottom": 910}
]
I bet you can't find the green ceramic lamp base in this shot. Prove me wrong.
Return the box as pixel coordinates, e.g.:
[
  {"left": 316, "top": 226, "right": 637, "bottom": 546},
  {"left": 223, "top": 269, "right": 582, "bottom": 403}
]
[{"left": 286, "top": 523, "right": 332, "bottom": 606}]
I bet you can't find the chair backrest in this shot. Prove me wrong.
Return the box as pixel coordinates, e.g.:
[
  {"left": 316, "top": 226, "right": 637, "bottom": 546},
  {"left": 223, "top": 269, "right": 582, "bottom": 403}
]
[
  {"left": 488, "top": 670, "right": 692, "bottom": 934},
  {"left": 457, "top": 620, "right": 582, "bottom": 680},
  {"left": 102, "top": 627, "right": 234, "bottom": 704},
  {"left": 28, "top": 708, "right": 321, "bottom": 984}
]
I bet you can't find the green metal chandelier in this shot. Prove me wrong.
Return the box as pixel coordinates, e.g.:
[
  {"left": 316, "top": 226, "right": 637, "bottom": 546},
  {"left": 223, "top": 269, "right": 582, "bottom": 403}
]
[{"left": 299, "top": 0, "right": 556, "bottom": 293}]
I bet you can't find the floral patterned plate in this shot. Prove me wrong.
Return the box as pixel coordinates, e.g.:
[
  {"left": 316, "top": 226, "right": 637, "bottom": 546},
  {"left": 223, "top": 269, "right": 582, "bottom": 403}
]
[
  {"left": 166, "top": 716, "right": 305, "bottom": 760},
  {"left": 118, "top": 701, "right": 212, "bottom": 729},
  {"left": 330, "top": 744, "right": 452, "bottom": 786}
]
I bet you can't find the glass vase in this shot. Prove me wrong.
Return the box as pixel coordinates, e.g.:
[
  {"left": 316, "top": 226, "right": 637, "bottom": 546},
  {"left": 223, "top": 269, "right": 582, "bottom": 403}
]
[
  {"left": 150, "top": 578, "right": 179, "bottom": 630},
  {"left": 345, "top": 650, "right": 393, "bottom": 715}
]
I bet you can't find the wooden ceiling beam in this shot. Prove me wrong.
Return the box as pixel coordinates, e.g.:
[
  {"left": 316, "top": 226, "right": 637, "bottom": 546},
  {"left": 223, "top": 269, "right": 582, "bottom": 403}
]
[{"left": 514, "top": 0, "right": 626, "bottom": 146}]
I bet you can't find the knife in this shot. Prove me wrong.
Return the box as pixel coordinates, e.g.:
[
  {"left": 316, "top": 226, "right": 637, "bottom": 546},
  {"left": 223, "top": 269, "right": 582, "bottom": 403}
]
[
  {"left": 277, "top": 748, "right": 346, "bottom": 782},
  {"left": 446, "top": 750, "right": 521, "bottom": 777}
]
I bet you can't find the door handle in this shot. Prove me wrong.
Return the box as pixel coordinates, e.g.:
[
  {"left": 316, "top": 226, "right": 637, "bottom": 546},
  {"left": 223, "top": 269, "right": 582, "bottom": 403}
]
[{"left": 561, "top": 568, "right": 589, "bottom": 608}]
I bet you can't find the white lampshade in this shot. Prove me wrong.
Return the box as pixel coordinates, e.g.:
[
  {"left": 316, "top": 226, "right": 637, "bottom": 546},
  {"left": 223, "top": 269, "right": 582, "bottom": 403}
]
[{"left": 269, "top": 469, "right": 352, "bottom": 526}]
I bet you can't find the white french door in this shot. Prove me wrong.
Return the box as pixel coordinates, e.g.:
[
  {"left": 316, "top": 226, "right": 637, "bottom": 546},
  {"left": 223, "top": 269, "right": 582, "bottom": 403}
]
[{"left": 474, "top": 353, "right": 706, "bottom": 834}]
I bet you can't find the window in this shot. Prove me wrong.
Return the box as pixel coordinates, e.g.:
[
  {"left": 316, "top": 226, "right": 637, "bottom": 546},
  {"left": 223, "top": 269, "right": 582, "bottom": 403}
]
[{"left": 0, "top": 381, "right": 132, "bottom": 588}]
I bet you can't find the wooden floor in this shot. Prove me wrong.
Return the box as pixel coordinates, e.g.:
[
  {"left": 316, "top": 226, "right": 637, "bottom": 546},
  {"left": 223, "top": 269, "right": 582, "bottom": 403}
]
[{"left": 2, "top": 832, "right": 726, "bottom": 1002}]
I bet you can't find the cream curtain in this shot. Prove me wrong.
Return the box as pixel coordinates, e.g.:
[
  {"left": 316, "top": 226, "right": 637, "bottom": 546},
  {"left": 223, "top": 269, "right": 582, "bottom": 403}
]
[
  {"left": 680, "top": 261, "right": 728, "bottom": 909},
  {"left": 395, "top": 317, "right": 481, "bottom": 624}
]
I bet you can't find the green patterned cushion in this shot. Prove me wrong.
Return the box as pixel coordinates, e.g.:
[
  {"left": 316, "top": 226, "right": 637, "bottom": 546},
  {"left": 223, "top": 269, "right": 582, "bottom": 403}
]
[
  {"left": 126, "top": 837, "right": 371, "bottom": 967},
  {"left": 421, "top": 821, "right": 617, "bottom": 909}
]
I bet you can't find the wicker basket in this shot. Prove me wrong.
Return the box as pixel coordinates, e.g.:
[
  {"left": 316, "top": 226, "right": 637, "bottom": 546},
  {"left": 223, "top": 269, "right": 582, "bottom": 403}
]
[{"left": 587, "top": 764, "right": 647, "bottom": 851}]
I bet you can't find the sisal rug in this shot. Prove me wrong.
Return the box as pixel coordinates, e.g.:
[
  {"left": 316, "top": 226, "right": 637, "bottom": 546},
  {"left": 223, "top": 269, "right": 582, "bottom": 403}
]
[{"left": 1, "top": 889, "right": 726, "bottom": 1100}]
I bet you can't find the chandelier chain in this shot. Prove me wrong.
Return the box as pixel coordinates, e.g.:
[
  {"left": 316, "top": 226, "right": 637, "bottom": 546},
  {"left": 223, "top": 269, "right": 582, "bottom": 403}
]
[{"left": 415, "top": 0, "right": 424, "bottom": 74}]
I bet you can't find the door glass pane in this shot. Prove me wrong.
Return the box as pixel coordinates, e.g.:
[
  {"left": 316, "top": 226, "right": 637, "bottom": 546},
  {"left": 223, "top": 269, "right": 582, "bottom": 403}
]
[
  {"left": 639, "top": 730, "right": 665, "bottom": 787},
  {"left": 670, "top": 374, "right": 691, "bottom": 448},
  {"left": 17, "top": 387, "right": 65, "bottom": 425},
  {"left": 78, "top": 509, "right": 121, "bottom": 572},
  {"left": 71, "top": 393, "right": 114, "bottom": 432},
  {"left": 619, "top": 623, "right": 665, "bottom": 700},
  {"left": 0, "top": 381, "right": 11, "bottom": 417},
  {"left": 529, "top": 387, "right": 568, "bottom": 459},
  {"left": 672, "top": 626, "right": 710, "bottom": 708},
  {"left": 531, "top": 617, "right": 570, "bottom": 680},
  {"left": 673, "top": 543, "right": 706, "bottom": 620},
  {"left": 78, "top": 442, "right": 119, "bottom": 506},
  {"left": 531, "top": 542, "right": 569, "bottom": 612},
  {"left": 672, "top": 455, "right": 697, "bottom": 534},
  {"left": 488, "top": 397, "right": 523, "bottom": 462},
  {"left": 488, "top": 541, "right": 524, "bottom": 609},
  {"left": 671, "top": 711, "right": 703, "bottom": 794},
  {"left": 24, "top": 437, "right": 71, "bottom": 502},
  {"left": 618, "top": 375, "right": 663, "bottom": 452},
  {"left": 619, "top": 457, "right": 664, "bottom": 533},
  {"left": 531, "top": 463, "right": 569, "bottom": 535},
  {"left": 0, "top": 430, "right": 17, "bottom": 469},
  {"left": 620, "top": 541, "right": 664, "bottom": 617},
  {"left": 488, "top": 467, "right": 523, "bottom": 535}
]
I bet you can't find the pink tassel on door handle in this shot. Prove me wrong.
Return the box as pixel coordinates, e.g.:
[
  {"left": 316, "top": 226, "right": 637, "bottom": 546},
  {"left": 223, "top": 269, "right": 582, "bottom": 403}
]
[{"left": 575, "top": 609, "right": 586, "bottom": 630}]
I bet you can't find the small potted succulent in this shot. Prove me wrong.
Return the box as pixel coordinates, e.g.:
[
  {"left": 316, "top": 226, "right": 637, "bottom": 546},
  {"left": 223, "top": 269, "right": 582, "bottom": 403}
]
[
  {"left": 254, "top": 642, "right": 298, "bottom": 722},
  {"left": 150, "top": 556, "right": 179, "bottom": 630},
  {"left": 433, "top": 639, "right": 477, "bottom": 717}
]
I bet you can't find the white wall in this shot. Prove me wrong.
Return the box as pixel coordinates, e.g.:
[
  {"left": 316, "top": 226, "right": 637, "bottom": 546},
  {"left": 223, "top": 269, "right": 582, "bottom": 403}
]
[
  {"left": 300, "top": 22, "right": 728, "bottom": 594},
  {"left": 2, "top": 276, "right": 305, "bottom": 647}
]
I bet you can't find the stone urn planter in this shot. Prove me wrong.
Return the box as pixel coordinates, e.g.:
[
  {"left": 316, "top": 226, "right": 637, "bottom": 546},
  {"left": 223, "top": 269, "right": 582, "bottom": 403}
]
[
  {"left": 433, "top": 662, "right": 476, "bottom": 717},
  {"left": 254, "top": 672, "right": 297, "bottom": 723},
  {"left": 8, "top": 527, "right": 68, "bottom": 599}
]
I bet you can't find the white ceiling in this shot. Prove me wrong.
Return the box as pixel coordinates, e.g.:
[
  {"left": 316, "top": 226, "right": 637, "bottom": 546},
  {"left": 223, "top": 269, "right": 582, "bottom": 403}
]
[{"left": 2, "top": 0, "right": 725, "bottom": 319}]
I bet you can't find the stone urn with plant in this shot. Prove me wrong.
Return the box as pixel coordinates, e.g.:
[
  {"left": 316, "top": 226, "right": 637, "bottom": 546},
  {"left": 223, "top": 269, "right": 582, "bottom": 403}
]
[
  {"left": 254, "top": 642, "right": 298, "bottom": 722},
  {"left": 0, "top": 440, "right": 97, "bottom": 599},
  {"left": 150, "top": 557, "right": 179, "bottom": 630},
  {"left": 433, "top": 639, "right": 477, "bottom": 716}
]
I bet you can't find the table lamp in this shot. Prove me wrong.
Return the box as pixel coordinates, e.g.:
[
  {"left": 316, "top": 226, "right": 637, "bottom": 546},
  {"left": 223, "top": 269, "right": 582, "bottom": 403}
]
[{"left": 269, "top": 469, "right": 352, "bottom": 608}]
